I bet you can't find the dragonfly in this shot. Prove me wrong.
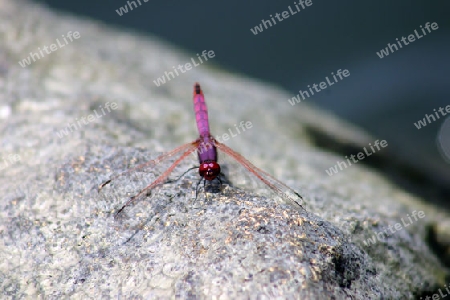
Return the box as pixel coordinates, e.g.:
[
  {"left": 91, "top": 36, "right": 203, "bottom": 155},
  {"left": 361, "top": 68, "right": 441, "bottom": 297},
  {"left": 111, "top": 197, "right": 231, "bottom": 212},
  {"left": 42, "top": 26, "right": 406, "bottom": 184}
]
[{"left": 99, "top": 83, "right": 304, "bottom": 215}]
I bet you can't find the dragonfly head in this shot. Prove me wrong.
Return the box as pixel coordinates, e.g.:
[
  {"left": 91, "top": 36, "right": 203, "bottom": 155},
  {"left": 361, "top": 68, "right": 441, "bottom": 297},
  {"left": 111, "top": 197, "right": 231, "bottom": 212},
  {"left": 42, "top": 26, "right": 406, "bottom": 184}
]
[{"left": 199, "top": 161, "right": 221, "bottom": 181}]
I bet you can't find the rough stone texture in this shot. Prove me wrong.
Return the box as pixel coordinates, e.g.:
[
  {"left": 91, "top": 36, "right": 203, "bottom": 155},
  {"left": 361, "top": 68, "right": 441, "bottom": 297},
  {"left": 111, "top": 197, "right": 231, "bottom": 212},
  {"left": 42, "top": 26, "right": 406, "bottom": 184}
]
[{"left": 0, "top": 0, "right": 449, "bottom": 299}]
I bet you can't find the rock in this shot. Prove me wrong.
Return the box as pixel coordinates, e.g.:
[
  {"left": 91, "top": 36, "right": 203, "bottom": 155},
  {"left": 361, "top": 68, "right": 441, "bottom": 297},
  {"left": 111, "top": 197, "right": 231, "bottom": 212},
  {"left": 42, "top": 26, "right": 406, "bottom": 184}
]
[{"left": 0, "top": 0, "right": 448, "bottom": 299}]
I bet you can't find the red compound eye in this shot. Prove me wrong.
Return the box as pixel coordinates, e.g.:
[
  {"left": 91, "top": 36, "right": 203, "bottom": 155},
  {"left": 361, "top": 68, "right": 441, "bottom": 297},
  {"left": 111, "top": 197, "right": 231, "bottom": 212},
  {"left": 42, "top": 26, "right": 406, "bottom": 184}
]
[{"left": 199, "top": 161, "right": 221, "bottom": 181}]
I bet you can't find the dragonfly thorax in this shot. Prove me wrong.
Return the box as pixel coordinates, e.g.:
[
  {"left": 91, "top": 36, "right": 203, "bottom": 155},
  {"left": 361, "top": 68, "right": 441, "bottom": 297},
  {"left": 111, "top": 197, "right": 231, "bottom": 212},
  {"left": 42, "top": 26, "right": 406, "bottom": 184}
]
[{"left": 199, "top": 161, "right": 221, "bottom": 181}]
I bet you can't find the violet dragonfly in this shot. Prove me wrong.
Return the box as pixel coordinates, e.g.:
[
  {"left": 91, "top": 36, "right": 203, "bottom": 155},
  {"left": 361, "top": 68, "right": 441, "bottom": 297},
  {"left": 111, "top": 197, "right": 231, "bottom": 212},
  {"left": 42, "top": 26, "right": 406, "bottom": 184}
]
[{"left": 99, "top": 83, "right": 303, "bottom": 215}]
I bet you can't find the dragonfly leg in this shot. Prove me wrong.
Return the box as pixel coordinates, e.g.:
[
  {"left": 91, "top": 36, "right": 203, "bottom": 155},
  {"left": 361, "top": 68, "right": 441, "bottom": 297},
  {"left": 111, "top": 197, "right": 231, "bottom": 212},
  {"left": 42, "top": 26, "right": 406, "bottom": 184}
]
[
  {"left": 193, "top": 176, "right": 203, "bottom": 205},
  {"left": 203, "top": 179, "right": 209, "bottom": 202},
  {"left": 217, "top": 176, "right": 223, "bottom": 191},
  {"left": 166, "top": 166, "right": 199, "bottom": 184}
]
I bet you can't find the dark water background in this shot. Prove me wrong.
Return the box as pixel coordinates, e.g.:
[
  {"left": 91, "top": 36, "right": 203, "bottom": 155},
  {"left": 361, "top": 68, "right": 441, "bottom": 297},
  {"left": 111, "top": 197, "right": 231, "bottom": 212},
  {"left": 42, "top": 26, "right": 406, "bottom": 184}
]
[{"left": 35, "top": 0, "right": 450, "bottom": 187}]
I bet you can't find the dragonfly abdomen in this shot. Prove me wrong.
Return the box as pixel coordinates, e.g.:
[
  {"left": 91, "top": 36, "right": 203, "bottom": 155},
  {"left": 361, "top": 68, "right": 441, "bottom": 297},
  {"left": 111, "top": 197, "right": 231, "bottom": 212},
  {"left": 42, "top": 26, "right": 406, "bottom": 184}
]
[{"left": 193, "top": 83, "right": 211, "bottom": 136}]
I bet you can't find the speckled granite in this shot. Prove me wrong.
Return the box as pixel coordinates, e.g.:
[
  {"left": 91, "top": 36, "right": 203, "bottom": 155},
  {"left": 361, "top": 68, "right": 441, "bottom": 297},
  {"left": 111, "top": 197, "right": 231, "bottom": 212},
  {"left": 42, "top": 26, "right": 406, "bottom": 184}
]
[{"left": 0, "top": 0, "right": 448, "bottom": 299}]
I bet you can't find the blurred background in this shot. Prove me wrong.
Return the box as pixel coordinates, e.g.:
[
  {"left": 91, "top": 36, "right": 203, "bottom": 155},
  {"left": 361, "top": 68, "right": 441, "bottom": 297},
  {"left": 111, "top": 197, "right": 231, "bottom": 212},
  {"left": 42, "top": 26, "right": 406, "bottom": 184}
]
[{"left": 35, "top": 0, "right": 450, "bottom": 192}]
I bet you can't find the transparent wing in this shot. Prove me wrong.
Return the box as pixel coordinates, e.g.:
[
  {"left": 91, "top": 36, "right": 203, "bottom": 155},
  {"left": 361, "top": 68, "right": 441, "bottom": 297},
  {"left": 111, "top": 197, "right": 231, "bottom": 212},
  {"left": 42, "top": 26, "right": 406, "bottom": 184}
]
[
  {"left": 114, "top": 143, "right": 198, "bottom": 215},
  {"left": 214, "top": 139, "right": 304, "bottom": 209},
  {"left": 99, "top": 141, "right": 199, "bottom": 190}
]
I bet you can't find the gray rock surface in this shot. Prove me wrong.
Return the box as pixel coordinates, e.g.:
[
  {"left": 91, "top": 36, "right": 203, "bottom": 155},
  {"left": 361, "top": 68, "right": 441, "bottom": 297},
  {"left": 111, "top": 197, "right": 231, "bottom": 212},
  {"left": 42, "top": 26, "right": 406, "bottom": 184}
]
[{"left": 0, "top": 0, "right": 449, "bottom": 299}]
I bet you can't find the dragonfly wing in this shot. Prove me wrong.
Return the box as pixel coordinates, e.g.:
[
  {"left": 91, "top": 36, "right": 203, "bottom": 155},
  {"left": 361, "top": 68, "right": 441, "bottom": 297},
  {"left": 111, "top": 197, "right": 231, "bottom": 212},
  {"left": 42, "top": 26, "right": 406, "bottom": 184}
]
[
  {"left": 99, "top": 140, "right": 199, "bottom": 190},
  {"left": 114, "top": 142, "right": 199, "bottom": 216},
  {"left": 214, "top": 140, "right": 304, "bottom": 209}
]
